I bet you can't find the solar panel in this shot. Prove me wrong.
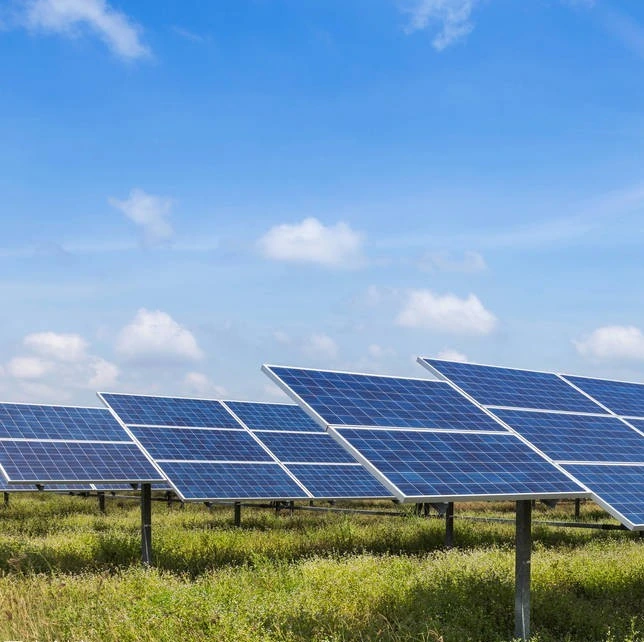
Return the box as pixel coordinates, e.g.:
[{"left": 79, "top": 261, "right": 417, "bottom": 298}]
[
  {"left": 225, "top": 401, "right": 324, "bottom": 432},
  {"left": 156, "top": 461, "right": 307, "bottom": 501},
  {"left": 562, "top": 464, "right": 644, "bottom": 529},
  {"left": 562, "top": 375, "right": 644, "bottom": 418},
  {"left": 262, "top": 366, "right": 507, "bottom": 431},
  {"left": 286, "top": 463, "right": 392, "bottom": 498},
  {"left": 419, "top": 359, "right": 605, "bottom": 413},
  {"left": 332, "top": 428, "right": 583, "bottom": 499},
  {"left": 250, "top": 431, "right": 357, "bottom": 464},
  {"left": 492, "top": 409, "right": 644, "bottom": 463},
  {"left": 0, "top": 403, "right": 164, "bottom": 485},
  {"left": 263, "top": 365, "right": 586, "bottom": 502},
  {"left": 99, "top": 394, "right": 239, "bottom": 428},
  {"left": 128, "top": 427, "right": 273, "bottom": 462},
  {"left": 0, "top": 440, "right": 162, "bottom": 483}
]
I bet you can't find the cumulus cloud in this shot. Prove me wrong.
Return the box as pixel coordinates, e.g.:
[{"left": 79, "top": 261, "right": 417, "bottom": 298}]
[
  {"left": 574, "top": 325, "right": 644, "bottom": 361},
  {"left": 403, "top": 0, "right": 479, "bottom": 50},
  {"left": 368, "top": 344, "right": 396, "bottom": 359},
  {"left": 20, "top": 0, "right": 149, "bottom": 60},
  {"left": 116, "top": 308, "right": 204, "bottom": 363},
  {"left": 23, "top": 331, "right": 88, "bottom": 362},
  {"left": 109, "top": 189, "right": 174, "bottom": 247},
  {"left": 6, "top": 356, "right": 52, "bottom": 379},
  {"left": 258, "top": 217, "right": 364, "bottom": 268},
  {"left": 436, "top": 348, "right": 468, "bottom": 362},
  {"left": 88, "top": 357, "right": 119, "bottom": 388},
  {"left": 419, "top": 250, "right": 486, "bottom": 273},
  {"left": 183, "top": 372, "right": 227, "bottom": 397},
  {"left": 396, "top": 289, "right": 497, "bottom": 334},
  {"left": 304, "top": 333, "right": 339, "bottom": 360}
]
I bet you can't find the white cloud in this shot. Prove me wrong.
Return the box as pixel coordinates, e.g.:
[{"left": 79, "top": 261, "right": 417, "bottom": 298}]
[
  {"left": 183, "top": 372, "right": 227, "bottom": 397},
  {"left": 304, "top": 333, "right": 339, "bottom": 360},
  {"left": 23, "top": 331, "right": 88, "bottom": 362},
  {"left": 574, "top": 326, "right": 644, "bottom": 361},
  {"left": 436, "top": 348, "right": 468, "bottom": 362},
  {"left": 403, "top": 0, "right": 479, "bottom": 50},
  {"left": 368, "top": 344, "right": 396, "bottom": 359},
  {"left": 258, "top": 217, "right": 364, "bottom": 268},
  {"left": 419, "top": 250, "right": 486, "bottom": 273},
  {"left": 6, "top": 356, "right": 52, "bottom": 379},
  {"left": 116, "top": 308, "right": 204, "bottom": 363},
  {"left": 273, "top": 330, "right": 291, "bottom": 345},
  {"left": 396, "top": 289, "right": 497, "bottom": 335},
  {"left": 21, "top": 0, "right": 149, "bottom": 60},
  {"left": 109, "top": 189, "right": 174, "bottom": 247},
  {"left": 88, "top": 357, "right": 119, "bottom": 388}
]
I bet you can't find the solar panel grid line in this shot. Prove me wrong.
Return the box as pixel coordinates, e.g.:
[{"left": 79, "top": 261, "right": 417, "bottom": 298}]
[
  {"left": 324, "top": 425, "right": 510, "bottom": 435},
  {"left": 220, "top": 401, "right": 314, "bottom": 498},
  {"left": 155, "top": 459, "right": 276, "bottom": 464},
  {"left": 483, "top": 406, "right": 611, "bottom": 417},
  {"left": 557, "top": 460, "right": 644, "bottom": 466},
  {"left": 124, "top": 424, "right": 248, "bottom": 431},
  {"left": 0, "top": 437, "right": 132, "bottom": 444}
]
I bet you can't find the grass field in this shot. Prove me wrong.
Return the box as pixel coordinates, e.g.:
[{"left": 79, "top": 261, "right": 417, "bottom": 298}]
[{"left": 0, "top": 493, "right": 642, "bottom": 642}]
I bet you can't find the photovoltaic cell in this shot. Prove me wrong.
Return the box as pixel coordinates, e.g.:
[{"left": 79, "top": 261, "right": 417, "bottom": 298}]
[
  {"left": 562, "top": 376, "right": 644, "bottom": 418},
  {"left": 0, "top": 405, "right": 126, "bottom": 441},
  {"left": 128, "top": 426, "right": 272, "bottom": 462},
  {"left": 333, "top": 428, "right": 583, "bottom": 498},
  {"left": 562, "top": 464, "right": 644, "bottom": 528},
  {"left": 225, "top": 401, "right": 324, "bottom": 432},
  {"left": 492, "top": 409, "right": 644, "bottom": 463},
  {"left": 157, "top": 461, "right": 308, "bottom": 500},
  {"left": 420, "top": 359, "right": 605, "bottom": 413},
  {"left": 628, "top": 419, "right": 644, "bottom": 434},
  {"left": 99, "top": 393, "right": 239, "bottom": 428},
  {"left": 263, "top": 366, "right": 506, "bottom": 431},
  {"left": 0, "top": 441, "right": 161, "bottom": 483},
  {"left": 285, "top": 464, "right": 391, "bottom": 498},
  {"left": 256, "top": 431, "right": 357, "bottom": 464}
]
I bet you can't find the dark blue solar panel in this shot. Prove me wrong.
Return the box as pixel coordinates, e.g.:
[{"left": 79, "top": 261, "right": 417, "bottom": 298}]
[
  {"left": 0, "top": 404, "right": 127, "bottom": 441},
  {"left": 99, "top": 394, "right": 239, "bottom": 428},
  {"left": 158, "top": 461, "right": 308, "bottom": 500},
  {"left": 264, "top": 366, "right": 506, "bottom": 431},
  {"left": 0, "top": 441, "right": 163, "bottom": 483},
  {"left": 492, "top": 409, "right": 644, "bottom": 463},
  {"left": 256, "top": 432, "right": 356, "bottom": 464},
  {"left": 334, "top": 428, "right": 584, "bottom": 498},
  {"left": 421, "top": 359, "right": 605, "bottom": 413},
  {"left": 129, "top": 426, "right": 272, "bottom": 462},
  {"left": 628, "top": 419, "right": 644, "bottom": 434},
  {"left": 563, "top": 376, "right": 644, "bottom": 418},
  {"left": 563, "top": 464, "right": 644, "bottom": 527},
  {"left": 285, "top": 464, "right": 392, "bottom": 498},
  {"left": 225, "top": 401, "right": 324, "bottom": 432}
]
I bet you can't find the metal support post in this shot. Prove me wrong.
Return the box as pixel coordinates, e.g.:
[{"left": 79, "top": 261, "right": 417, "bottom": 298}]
[
  {"left": 98, "top": 491, "right": 106, "bottom": 513},
  {"left": 445, "top": 502, "right": 454, "bottom": 548},
  {"left": 515, "top": 500, "right": 532, "bottom": 641},
  {"left": 141, "top": 483, "right": 152, "bottom": 566},
  {"left": 574, "top": 498, "right": 581, "bottom": 519},
  {"left": 289, "top": 500, "right": 295, "bottom": 515},
  {"left": 234, "top": 501, "right": 241, "bottom": 527},
  {"left": 3, "top": 492, "right": 8, "bottom": 507}
]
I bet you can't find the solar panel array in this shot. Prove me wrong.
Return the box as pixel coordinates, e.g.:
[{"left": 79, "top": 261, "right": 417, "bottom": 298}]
[
  {"left": 99, "top": 394, "right": 391, "bottom": 501},
  {"left": 262, "top": 365, "right": 586, "bottom": 502},
  {"left": 420, "top": 358, "right": 644, "bottom": 529},
  {"left": 0, "top": 403, "right": 164, "bottom": 486},
  {"left": 226, "top": 401, "right": 391, "bottom": 499}
]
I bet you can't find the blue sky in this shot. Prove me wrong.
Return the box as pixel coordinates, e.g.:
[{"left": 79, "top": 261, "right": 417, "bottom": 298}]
[{"left": 0, "top": 0, "right": 643, "bottom": 405}]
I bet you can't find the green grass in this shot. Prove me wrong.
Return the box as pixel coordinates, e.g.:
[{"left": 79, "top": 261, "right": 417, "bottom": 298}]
[{"left": 0, "top": 494, "right": 642, "bottom": 641}]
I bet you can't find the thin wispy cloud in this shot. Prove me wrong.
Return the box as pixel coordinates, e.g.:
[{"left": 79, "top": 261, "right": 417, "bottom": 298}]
[
  {"left": 109, "top": 188, "right": 175, "bottom": 248},
  {"left": 17, "top": 0, "right": 150, "bottom": 60},
  {"left": 402, "top": 0, "right": 480, "bottom": 50}
]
